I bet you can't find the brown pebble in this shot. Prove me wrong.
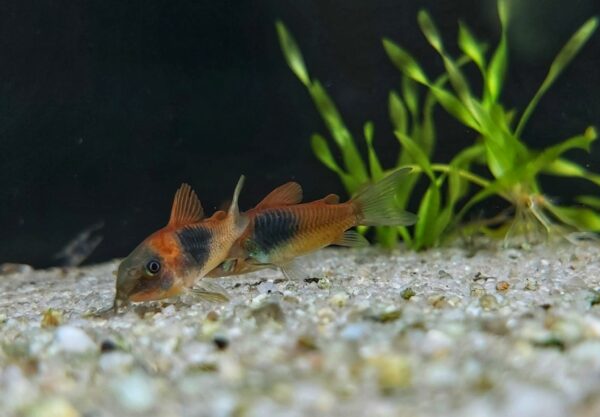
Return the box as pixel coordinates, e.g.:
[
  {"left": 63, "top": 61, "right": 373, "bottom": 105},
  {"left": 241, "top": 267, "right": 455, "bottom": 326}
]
[
  {"left": 496, "top": 281, "right": 510, "bottom": 292},
  {"left": 401, "top": 288, "right": 416, "bottom": 300},
  {"left": 206, "top": 311, "right": 219, "bottom": 321},
  {"left": 368, "top": 309, "right": 402, "bottom": 323},
  {"left": 296, "top": 335, "right": 318, "bottom": 351},
  {"left": 41, "top": 309, "right": 63, "bottom": 328},
  {"left": 430, "top": 295, "right": 449, "bottom": 309},
  {"left": 251, "top": 302, "right": 285, "bottom": 324}
]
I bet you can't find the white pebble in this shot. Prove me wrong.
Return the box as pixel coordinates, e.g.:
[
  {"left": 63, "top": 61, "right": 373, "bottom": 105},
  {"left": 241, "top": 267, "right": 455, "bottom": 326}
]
[
  {"left": 340, "top": 323, "right": 368, "bottom": 341},
  {"left": 501, "top": 383, "right": 566, "bottom": 417},
  {"left": 422, "top": 329, "right": 453, "bottom": 357},
  {"left": 54, "top": 326, "right": 96, "bottom": 354},
  {"left": 99, "top": 352, "right": 135, "bottom": 373},
  {"left": 257, "top": 280, "right": 275, "bottom": 294},
  {"left": 329, "top": 292, "right": 349, "bottom": 308},
  {"left": 112, "top": 372, "right": 156, "bottom": 412}
]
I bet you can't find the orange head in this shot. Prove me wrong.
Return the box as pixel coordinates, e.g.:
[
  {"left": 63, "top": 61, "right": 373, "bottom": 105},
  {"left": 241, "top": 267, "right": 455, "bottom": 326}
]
[
  {"left": 114, "top": 177, "right": 248, "bottom": 305},
  {"left": 115, "top": 230, "right": 187, "bottom": 302},
  {"left": 115, "top": 182, "right": 204, "bottom": 304}
]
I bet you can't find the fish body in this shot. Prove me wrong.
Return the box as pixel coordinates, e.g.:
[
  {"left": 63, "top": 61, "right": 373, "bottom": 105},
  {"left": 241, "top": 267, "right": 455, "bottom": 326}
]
[
  {"left": 209, "top": 168, "right": 416, "bottom": 279},
  {"left": 115, "top": 177, "right": 248, "bottom": 304}
]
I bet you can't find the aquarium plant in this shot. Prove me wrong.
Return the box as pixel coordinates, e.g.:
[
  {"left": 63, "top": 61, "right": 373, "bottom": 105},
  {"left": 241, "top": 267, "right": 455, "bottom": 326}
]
[{"left": 276, "top": 0, "right": 599, "bottom": 249}]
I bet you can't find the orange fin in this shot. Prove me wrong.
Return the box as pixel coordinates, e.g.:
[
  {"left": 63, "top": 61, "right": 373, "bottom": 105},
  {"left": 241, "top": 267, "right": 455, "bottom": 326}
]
[
  {"left": 322, "top": 193, "right": 340, "bottom": 204},
  {"left": 255, "top": 182, "right": 303, "bottom": 209},
  {"left": 168, "top": 183, "right": 204, "bottom": 227},
  {"left": 209, "top": 210, "right": 227, "bottom": 221},
  {"left": 333, "top": 230, "right": 369, "bottom": 247}
]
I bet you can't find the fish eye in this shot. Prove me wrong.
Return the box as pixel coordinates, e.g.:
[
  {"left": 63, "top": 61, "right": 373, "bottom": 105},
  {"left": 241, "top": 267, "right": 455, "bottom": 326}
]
[{"left": 145, "top": 260, "right": 161, "bottom": 276}]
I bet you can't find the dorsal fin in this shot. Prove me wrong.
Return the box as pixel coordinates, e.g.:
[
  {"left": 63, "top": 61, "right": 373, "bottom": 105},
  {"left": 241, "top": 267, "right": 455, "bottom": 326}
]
[
  {"left": 228, "top": 175, "right": 249, "bottom": 231},
  {"left": 209, "top": 210, "right": 227, "bottom": 220},
  {"left": 228, "top": 175, "right": 245, "bottom": 218},
  {"left": 322, "top": 193, "right": 340, "bottom": 204},
  {"left": 168, "top": 183, "right": 204, "bottom": 227},
  {"left": 255, "top": 182, "right": 303, "bottom": 210}
]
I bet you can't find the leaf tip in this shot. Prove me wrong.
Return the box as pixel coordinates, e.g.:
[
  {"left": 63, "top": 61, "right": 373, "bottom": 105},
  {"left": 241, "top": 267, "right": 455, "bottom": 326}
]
[{"left": 585, "top": 126, "right": 597, "bottom": 141}]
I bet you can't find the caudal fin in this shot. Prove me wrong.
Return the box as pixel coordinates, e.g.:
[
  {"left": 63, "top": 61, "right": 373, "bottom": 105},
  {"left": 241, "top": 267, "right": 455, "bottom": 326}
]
[{"left": 351, "top": 168, "right": 417, "bottom": 226}]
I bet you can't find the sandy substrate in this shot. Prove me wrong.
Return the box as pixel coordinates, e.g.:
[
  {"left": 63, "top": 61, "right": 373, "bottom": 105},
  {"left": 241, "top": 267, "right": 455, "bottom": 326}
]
[{"left": 1, "top": 242, "right": 600, "bottom": 417}]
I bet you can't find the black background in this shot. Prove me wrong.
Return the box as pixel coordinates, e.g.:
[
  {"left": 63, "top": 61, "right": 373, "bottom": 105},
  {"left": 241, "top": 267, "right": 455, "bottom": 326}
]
[{"left": 1, "top": 0, "right": 598, "bottom": 267}]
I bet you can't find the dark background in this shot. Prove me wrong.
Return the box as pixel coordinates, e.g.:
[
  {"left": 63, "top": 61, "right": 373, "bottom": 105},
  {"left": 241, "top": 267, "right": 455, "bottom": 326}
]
[{"left": 0, "top": 0, "right": 598, "bottom": 267}]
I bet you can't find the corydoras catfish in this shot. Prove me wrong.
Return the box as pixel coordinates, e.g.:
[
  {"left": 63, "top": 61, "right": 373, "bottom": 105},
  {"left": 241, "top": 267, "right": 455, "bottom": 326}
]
[
  {"left": 113, "top": 176, "right": 248, "bottom": 308},
  {"left": 207, "top": 168, "right": 416, "bottom": 280}
]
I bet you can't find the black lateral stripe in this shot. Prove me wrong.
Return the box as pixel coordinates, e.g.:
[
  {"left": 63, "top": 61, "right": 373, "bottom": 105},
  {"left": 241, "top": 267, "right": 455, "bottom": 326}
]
[
  {"left": 176, "top": 226, "right": 212, "bottom": 266},
  {"left": 252, "top": 209, "right": 299, "bottom": 253}
]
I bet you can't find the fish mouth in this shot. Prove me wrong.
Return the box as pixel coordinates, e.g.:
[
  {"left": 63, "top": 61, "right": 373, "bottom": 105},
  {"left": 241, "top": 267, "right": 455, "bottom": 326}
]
[
  {"left": 127, "top": 283, "right": 184, "bottom": 302},
  {"left": 128, "top": 290, "right": 161, "bottom": 302}
]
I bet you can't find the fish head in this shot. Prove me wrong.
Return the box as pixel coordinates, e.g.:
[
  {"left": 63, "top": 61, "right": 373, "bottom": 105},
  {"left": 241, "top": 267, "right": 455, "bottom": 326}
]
[{"left": 115, "top": 231, "right": 184, "bottom": 302}]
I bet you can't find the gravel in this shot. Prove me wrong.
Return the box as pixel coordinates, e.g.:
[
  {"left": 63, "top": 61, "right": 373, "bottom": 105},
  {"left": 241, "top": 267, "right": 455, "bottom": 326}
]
[{"left": 1, "top": 241, "right": 600, "bottom": 417}]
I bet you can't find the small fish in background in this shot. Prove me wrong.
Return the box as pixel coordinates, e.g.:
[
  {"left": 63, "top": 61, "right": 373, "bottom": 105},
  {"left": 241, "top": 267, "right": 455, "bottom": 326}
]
[
  {"left": 0, "top": 263, "right": 34, "bottom": 275},
  {"left": 113, "top": 176, "right": 248, "bottom": 309},
  {"left": 208, "top": 168, "right": 417, "bottom": 280},
  {"left": 54, "top": 222, "right": 104, "bottom": 266}
]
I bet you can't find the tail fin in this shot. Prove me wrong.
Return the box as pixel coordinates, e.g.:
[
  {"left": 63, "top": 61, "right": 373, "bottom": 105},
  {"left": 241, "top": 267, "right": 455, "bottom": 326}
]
[{"left": 351, "top": 168, "right": 417, "bottom": 226}]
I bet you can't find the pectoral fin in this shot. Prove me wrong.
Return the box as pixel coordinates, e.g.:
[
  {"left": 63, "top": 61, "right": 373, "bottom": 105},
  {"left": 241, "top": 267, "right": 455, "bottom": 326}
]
[
  {"left": 191, "top": 280, "right": 231, "bottom": 303},
  {"left": 220, "top": 259, "right": 237, "bottom": 273},
  {"left": 333, "top": 230, "right": 370, "bottom": 247},
  {"left": 280, "top": 259, "right": 307, "bottom": 281}
]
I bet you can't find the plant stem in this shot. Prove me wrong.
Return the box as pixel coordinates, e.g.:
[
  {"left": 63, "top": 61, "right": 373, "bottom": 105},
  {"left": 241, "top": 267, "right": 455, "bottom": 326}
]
[{"left": 400, "top": 163, "right": 506, "bottom": 198}]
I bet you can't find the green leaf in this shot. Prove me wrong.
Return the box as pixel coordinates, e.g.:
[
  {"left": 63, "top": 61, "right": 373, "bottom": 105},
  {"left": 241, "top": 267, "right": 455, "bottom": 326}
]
[
  {"left": 310, "top": 133, "right": 344, "bottom": 174},
  {"left": 402, "top": 76, "right": 420, "bottom": 119},
  {"left": 417, "top": 13, "right": 474, "bottom": 107},
  {"left": 311, "top": 134, "right": 360, "bottom": 192},
  {"left": 308, "top": 82, "right": 351, "bottom": 149},
  {"left": 275, "top": 21, "right": 310, "bottom": 86},
  {"left": 375, "top": 227, "right": 399, "bottom": 248},
  {"left": 457, "top": 22, "right": 486, "bottom": 74},
  {"left": 428, "top": 85, "right": 479, "bottom": 130},
  {"left": 388, "top": 91, "right": 409, "bottom": 134},
  {"left": 308, "top": 82, "right": 368, "bottom": 182},
  {"left": 414, "top": 179, "right": 442, "bottom": 249},
  {"left": 397, "top": 226, "right": 413, "bottom": 247},
  {"left": 418, "top": 10, "right": 443, "bottom": 53},
  {"left": 395, "top": 131, "right": 435, "bottom": 180},
  {"left": 516, "top": 17, "right": 598, "bottom": 136},
  {"left": 485, "top": 0, "right": 510, "bottom": 104},
  {"left": 455, "top": 175, "right": 513, "bottom": 222},
  {"left": 434, "top": 205, "right": 453, "bottom": 243},
  {"left": 448, "top": 144, "right": 486, "bottom": 206},
  {"left": 364, "top": 121, "right": 384, "bottom": 180},
  {"left": 419, "top": 94, "right": 436, "bottom": 156},
  {"left": 577, "top": 195, "right": 600, "bottom": 210},
  {"left": 383, "top": 39, "right": 430, "bottom": 84},
  {"left": 547, "top": 205, "right": 600, "bottom": 232},
  {"left": 383, "top": 36, "right": 481, "bottom": 131},
  {"left": 543, "top": 158, "right": 600, "bottom": 186},
  {"left": 527, "top": 127, "right": 597, "bottom": 177}
]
